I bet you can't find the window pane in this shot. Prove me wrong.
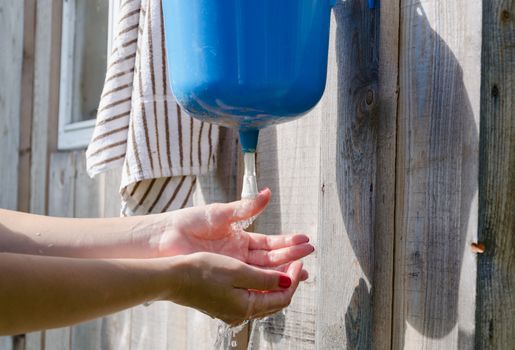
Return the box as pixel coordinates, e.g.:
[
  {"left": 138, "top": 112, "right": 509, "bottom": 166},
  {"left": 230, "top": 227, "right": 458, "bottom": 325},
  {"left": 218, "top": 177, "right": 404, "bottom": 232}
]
[{"left": 71, "top": 0, "right": 109, "bottom": 123}]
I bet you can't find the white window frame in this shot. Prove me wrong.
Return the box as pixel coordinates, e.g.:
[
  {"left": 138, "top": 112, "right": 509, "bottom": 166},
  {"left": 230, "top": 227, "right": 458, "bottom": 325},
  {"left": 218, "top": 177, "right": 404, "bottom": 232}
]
[{"left": 57, "top": 0, "right": 120, "bottom": 150}]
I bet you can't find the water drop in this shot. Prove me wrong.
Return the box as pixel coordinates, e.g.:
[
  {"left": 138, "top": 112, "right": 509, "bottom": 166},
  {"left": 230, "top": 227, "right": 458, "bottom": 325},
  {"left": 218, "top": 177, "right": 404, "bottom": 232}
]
[
  {"left": 35, "top": 232, "right": 41, "bottom": 236},
  {"left": 214, "top": 320, "right": 249, "bottom": 349}
]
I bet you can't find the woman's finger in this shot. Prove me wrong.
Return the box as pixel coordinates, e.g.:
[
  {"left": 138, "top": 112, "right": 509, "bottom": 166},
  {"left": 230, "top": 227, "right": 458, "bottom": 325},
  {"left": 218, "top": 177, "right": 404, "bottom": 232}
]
[
  {"left": 245, "top": 261, "right": 303, "bottom": 319},
  {"left": 247, "top": 233, "right": 310, "bottom": 250},
  {"left": 232, "top": 263, "right": 292, "bottom": 291},
  {"left": 254, "top": 262, "right": 309, "bottom": 282},
  {"left": 247, "top": 243, "right": 315, "bottom": 267},
  {"left": 251, "top": 262, "right": 309, "bottom": 283},
  {"left": 218, "top": 188, "right": 271, "bottom": 224}
]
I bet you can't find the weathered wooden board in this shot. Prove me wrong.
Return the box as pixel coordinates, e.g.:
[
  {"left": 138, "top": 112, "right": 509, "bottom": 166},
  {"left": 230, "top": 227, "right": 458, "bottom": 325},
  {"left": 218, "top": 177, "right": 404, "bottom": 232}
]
[
  {"left": 24, "top": 332, "right": 42, "bottom": 350},
  {"left": 393, "top": 0, "right": 481, "bottom": 349},
  {"left": 0, "top": 1, "right": 23, "bottom": 347},
  {"left": 17, "top": 0, "right": 37, "bottom": 214},
  {"left": 130, "top": 303, "right": 170, "bottom": 350},
  {"left": 22, "top": 1, "right": 44, "bottom": 348},
  {"left": 30, "top": 0, "right": 61, "bottom": 215},
  {"left": 0, "top": 338, "right": 12, "bottom": 350},
  {"left": 0, "top": 0, "right": 23, "bottom": 211},
  {"left": 372, "top": 0, "right": 399, "bottom": 349},
  {"left": 316, "top": 0, "right": 379, "bottom": 348},
  {"left": 476, "top": 0, "right": 515, "bottom": 349}
]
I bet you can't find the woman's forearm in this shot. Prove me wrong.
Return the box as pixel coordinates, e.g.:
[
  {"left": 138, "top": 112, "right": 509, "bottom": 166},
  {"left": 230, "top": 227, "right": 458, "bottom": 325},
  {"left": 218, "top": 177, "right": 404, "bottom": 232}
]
[
  {"left": 0, "top": 252, "right": 182, "bottom": 335},
  {"left": 0, "top": 209, "right": 166, "bottom": 258}
]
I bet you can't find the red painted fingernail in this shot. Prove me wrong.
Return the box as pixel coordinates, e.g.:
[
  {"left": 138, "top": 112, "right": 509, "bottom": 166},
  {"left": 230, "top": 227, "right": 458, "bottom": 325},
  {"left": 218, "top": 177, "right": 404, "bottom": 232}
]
[
  {"left": 279, "top": 275, "right": 292, "bottom": 288},
  {"left": 259, "top": 188, "right": 270, "bottom": 195}
]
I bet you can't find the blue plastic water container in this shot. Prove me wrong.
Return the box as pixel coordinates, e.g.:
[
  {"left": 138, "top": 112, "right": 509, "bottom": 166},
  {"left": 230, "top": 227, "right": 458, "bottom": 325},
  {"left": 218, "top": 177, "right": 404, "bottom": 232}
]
[{"left": 162, "top": 0, "right": 335, "bottom": 152}]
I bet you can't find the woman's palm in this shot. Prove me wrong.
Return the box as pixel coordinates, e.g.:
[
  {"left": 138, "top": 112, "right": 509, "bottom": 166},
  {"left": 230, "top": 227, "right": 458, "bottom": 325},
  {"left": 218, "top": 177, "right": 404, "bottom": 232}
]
[{"left": 160, "top": 189, "right": 313, "bottom": 268}]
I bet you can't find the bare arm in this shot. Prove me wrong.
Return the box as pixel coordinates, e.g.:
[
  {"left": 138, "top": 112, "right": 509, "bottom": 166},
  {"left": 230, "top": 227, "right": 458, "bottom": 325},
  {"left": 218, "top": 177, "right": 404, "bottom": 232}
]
[
  {"left": 0, "top": 252, "right": 302, "bottom": 335},
  {"left": 0, "top": 252, "right": 178, "bottom": 335},
  {"left": 0, "top": 209, "right": 162, "bottom": 258}
]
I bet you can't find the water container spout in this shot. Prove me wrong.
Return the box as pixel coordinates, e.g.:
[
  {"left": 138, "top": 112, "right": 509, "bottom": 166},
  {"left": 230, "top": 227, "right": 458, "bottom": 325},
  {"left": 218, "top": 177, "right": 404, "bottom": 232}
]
[{"left": 239, "top": 129, "right": 260, "bottom": 153}]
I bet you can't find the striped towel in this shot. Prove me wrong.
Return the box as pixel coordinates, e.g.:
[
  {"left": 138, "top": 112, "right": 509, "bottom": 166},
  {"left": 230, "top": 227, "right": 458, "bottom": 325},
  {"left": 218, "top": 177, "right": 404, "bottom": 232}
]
[{"left": 86, "top": 0, "right": 219, "bottom": 216}]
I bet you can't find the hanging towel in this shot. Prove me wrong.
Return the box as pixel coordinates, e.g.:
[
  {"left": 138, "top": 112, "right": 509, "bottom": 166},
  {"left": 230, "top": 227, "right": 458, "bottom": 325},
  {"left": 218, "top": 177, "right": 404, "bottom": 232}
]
[{"left": 86, "top": 0, "right": 219, "bottom": 216}]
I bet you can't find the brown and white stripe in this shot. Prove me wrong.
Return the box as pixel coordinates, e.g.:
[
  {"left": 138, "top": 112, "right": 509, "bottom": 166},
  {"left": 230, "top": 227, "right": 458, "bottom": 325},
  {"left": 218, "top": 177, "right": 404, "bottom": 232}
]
[{"left": 86, "top": 0, "right": 218, "bottom": 215}]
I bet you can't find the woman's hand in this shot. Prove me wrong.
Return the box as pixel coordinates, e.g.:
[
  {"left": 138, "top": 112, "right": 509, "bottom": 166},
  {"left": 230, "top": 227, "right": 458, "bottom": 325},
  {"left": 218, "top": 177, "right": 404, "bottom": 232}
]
[
  {"left": 156, "top": 188, "right": 314, "bottom": 268},
  {"left": 169, "top": 252, "right": 304, "bottom": 325}
]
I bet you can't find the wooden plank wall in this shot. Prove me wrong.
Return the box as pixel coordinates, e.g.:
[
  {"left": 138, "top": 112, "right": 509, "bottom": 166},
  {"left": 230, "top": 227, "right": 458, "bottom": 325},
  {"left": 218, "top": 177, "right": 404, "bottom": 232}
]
[{"left": 476, "top": 0, "right": 515, "bottom": 349}]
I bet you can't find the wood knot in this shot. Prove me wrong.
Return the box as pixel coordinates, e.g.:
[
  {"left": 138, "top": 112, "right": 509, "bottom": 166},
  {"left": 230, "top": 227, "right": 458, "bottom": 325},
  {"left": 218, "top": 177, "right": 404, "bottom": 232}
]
[
  {"left": 365, "top": 89, "right": 374, "bottom": 105},
  {"left": 501, "top": 9, "right": 510, "bottom": 22},
  {"left": 491, "top": 84, "right": 499, "bottom": 97}
]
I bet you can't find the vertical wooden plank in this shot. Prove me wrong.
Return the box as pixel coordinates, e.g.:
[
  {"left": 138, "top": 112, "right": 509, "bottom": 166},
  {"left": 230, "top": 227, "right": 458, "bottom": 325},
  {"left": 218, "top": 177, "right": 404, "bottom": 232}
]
[
  {"left": 249, "top": 90, "right": 322, "bottom": 348},
  {"left": 30, "top": 0, "right": 61, "bottom": 215},
  {"left": 0, "top": 1, "right": 24, "bottom": 347},
  {"left": 99, "top": 311, "right": 132, "bottom": 350},
  {"left": 0, "top": 338, "right": 12, "bottom": 350},
  {"left": 165, "top": 305, "right": 188, "bottom": 350},
  {"left": 130, "top": 303, "right": 169, "bottom": 350},
  {"left": 43, "top": 330, "right": 69, "bottom": 350},
  {"left": 48, "top": 153, "right": 75, "bottom": 216},
  {"left": 372, "top": 0, "right": 399, "bottom": 349},
  {"left": 393, "top": 0, "right": 481, "bottom": 348},
  {"left": 24, "top": 332, "right": 42, "bottom": 350},
  {"left": 45, "top": 152, "right": 76, "bottom": 350},
  {"left": 102, "top": 170, "right": 122, "bottom": 217},
  {"left": 18, "top": 0, "right": 37, "bottom": 214},
  {"left": 73, "top": 152, "right": 102, "bottom": 218},
  {"left": 316, "top": 0, "right": 379, "bottom": 349},
  {"left": 22, "top": 2, "right": 43, "bottom": 348},
  {"left": 476, "top": 0, "right": 515, "bottom": 348},
  {"left": 0, "top": 0, "right": 23, "bottom": 211}
]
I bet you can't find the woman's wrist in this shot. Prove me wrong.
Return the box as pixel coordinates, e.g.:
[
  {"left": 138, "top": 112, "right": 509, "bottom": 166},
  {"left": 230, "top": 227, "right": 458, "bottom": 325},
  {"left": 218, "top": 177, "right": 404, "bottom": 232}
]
[{"left": 141, "top": 254, "right": 186, "bottom": 302}]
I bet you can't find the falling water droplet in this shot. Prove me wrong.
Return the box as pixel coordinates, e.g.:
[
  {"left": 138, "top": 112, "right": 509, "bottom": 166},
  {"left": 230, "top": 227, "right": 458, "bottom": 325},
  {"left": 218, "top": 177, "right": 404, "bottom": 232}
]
[{"left": 214, "top": 320, "right": 249, "bottom": 349}]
